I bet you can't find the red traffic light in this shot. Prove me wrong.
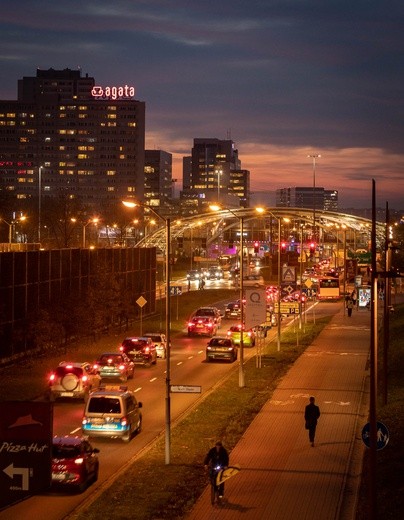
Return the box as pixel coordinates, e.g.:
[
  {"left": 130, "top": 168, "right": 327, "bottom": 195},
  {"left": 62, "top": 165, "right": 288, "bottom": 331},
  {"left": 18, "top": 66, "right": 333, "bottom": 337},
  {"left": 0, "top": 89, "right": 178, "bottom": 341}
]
[
  {"left": 281, "top": 242, "right": 287, "bottom": 250},
  {"left": 254, "top": 241, "right": 259, "bottom": 253}
]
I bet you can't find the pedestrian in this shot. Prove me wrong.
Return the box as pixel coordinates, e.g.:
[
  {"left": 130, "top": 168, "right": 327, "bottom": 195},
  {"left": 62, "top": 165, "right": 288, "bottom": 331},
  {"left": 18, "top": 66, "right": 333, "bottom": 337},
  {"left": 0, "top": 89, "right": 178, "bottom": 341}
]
[
  {"left": 346, "top": 296, "right": 354, "bottom": 317},
  {"left": 304, "top": 396, "right": 320, "bottom": 447},
  {"left": 204, "top": 441, "right": 229, "bottom": 498}
]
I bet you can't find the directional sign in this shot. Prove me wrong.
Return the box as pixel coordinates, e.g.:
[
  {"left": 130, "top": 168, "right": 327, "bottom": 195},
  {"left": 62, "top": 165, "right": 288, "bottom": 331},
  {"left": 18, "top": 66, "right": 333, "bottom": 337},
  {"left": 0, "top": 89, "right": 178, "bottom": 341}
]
[
  {"left": 170, "top": 286, "right": 182, "bottom": 296},
  {"left": 361, "top": 421, "right": 389, "bottom": 450},
  {"left": 170, "top": 385, "right": 201, "bottom": 393},
  {"left": 136, "top": 296, "right": 147, "bottom": 308},
  {"left": 279, "top": 302, "right": 300, "bottom": 315},
  {"left": 0, "top": 401, "right": 52, "bottom": 509}
]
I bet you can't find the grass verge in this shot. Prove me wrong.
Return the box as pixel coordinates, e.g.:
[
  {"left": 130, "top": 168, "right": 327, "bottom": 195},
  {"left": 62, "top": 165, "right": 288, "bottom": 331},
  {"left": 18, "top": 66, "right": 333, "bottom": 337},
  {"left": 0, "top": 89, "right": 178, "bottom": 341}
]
[{"left": 73, "top": 316, "right": 332, "bottom": 520}]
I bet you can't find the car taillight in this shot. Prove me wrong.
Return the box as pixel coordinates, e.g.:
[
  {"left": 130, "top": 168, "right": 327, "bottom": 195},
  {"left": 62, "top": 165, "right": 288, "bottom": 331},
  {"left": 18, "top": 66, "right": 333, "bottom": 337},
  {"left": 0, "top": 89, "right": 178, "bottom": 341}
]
[
  {"left": 207, "top": 323, "right": 213, "bottom": 328},
  {"left": 144, "top": 347, "right": 150, "bottom": 353},
  {"left": 81, "top": 375, "right": 88, "bottom": 382},
  {"left": 93, "top": 364, "right": 99, "bottom": 370},
  {"left": 247, "top": 332, "right": 252, "bottom": 338},
  {"left": 119, "top": 346, "right": 124, "bottom": 352},
  {"left": 74, "top": 457, "right": 84, "bottom": 465},
  {"left": 49, "top": 374, "right": 55, "bottom": 382},
  {"left": 118, "top": 364, "right": 125, "bottom": 371},
  {"left": 121, "top": 417, "right": 128, "bottom": 426},
  {"left": 188, "top": 322, "right": 194, "bottom": 327}
]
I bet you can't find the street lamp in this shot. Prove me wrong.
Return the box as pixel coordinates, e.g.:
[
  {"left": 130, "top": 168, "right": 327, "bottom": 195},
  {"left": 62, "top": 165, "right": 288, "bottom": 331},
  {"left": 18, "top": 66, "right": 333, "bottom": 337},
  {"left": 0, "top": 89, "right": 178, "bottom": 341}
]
[
  {"left": 83, "top": 218, "right": 99, "bottom": 248},
  {"left": 214, "top": 167, "right": 223, "bottom": 202},
  {"left": 307, "top": 154, "right": 321, "bottom": 242},
  {"left": 123, "top": 200, "right": 172, "bottom": 464},
  {"left": 210, "top": 205, "right": 265, "bottom": 388},
  {"left": 1, "top": 215, "right": 27, "bottom": 243},
  {"left": 38, "top": 165, "right": 43, "bottom": 244}
]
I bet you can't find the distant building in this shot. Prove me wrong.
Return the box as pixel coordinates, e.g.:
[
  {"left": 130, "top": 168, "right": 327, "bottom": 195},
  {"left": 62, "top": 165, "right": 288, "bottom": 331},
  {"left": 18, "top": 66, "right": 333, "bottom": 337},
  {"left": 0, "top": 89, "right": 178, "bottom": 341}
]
[
  {"left": 276, "top": 187, "right": 338, "bottom": 211},
  {"left": 144, "top": 150, "right": 173, "bottom": 214},
  {"left": 0, "top": 68, "right": 145, "bottom": 216},
  {"left": 180, "top": 138, "right": 250, "bottom": 213}
]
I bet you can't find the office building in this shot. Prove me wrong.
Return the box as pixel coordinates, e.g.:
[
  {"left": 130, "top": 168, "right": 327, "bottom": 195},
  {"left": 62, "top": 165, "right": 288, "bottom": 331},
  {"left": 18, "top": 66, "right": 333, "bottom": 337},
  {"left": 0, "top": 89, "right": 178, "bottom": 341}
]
[
  {"left": 144, "top": 150, "right": 173, "bottom": 213},
  {"left": 276, "top": 187, "right": 338, "bottom": 211}
]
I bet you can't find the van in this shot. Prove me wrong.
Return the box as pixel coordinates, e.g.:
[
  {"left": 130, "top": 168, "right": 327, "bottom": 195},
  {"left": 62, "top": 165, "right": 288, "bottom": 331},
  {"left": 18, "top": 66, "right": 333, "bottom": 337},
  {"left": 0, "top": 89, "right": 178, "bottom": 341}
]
[{"left": 82, "top": 385, "right": 142, "bottom": 442}]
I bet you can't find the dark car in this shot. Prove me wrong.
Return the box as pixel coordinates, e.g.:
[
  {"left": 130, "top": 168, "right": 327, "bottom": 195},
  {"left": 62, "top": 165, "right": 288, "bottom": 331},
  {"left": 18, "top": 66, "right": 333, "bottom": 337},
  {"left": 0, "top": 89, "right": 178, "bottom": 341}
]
[
  {"left": 206, "top": 336, "right": 237, "bottom": 363},
  {"left": 188, "top": 316, "right": 217, "bottom": 337},
  {"left": 51, "top": 435, "right": 99, "bottom": 493},
  {"left": 93, "top": 352, "right": 135, "bottom": 381},
  {"left": 224, "top": 300, "right": 242, "bottom": 319},
  {"left": 120, "top": 337, "right": 157, "bottom": 366},
  {"left": 186, "top": 269, "right": 203, "bottom": 281},
  {"left": 206, "top": 266, "right": 224, "bottom": 280}
]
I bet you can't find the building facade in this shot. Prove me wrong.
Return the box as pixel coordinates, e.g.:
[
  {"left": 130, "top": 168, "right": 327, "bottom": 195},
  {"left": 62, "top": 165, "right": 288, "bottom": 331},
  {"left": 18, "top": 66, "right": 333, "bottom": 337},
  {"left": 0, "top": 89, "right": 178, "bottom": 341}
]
[
  {"left": 276, "top": 187, "right": 338, "bottom": 211},
  {"left": 144, "top": 149, "right": 173, "bottom": 214},
  {"left": 0, "top": 68, "right": 145, "bottom": 223},
  {"left": 180, "top": 137, "right": 250, "bottom": 214}
]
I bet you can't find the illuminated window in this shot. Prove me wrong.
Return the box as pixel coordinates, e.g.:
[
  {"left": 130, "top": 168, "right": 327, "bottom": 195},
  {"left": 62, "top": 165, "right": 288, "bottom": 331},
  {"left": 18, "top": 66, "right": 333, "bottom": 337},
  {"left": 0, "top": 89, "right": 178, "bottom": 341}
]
[
  {"left": 79, "top": 114, "right": 88, "bottom": 118},
  {"left": 119, "top": 154, "right": 126, "bottom": 159},
  {"left": 78, "top": 106, "right": 88, "bottom": 111},
  {"left": 45, "top": 137, "right": 51, "bottom": 142},
  {"left": 78, "top": 154, "right": 88, "bottom": 159},
  {"left": 6, "top": 113, "right": 16, "bottom": 118},
  {"left": 17, "top": 194, "right": 26, "bottom": 199},
  {"left": 107, "top": 106, "right": 117, "bottom": 111},
  {"left": 107, "top": 122, "right": 116, "bottom": 127},
  {"left": 107, "top": 170, "right": 116, "bottom": 176},
  {"left": 128, "top": 122, "right": 137, "bottom": 127},
  {"left": 107, "top": 114, "right": 116, "bottom": 119},
  {"left": 19, "top": 137, "right": 29, "bottom": 143},
  {"left": 107, "top": 187, "right": 115, "bottom": 192},
  {"left": 59, "top": 113, "right": 67, "bottom": 118}
]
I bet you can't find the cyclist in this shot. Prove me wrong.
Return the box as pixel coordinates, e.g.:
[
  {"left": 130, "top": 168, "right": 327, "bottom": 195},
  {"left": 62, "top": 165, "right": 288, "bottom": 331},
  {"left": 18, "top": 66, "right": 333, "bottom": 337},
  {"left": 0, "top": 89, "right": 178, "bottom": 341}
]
[{"left": 204, "top": 441, "right": 229, "bottom": 499}]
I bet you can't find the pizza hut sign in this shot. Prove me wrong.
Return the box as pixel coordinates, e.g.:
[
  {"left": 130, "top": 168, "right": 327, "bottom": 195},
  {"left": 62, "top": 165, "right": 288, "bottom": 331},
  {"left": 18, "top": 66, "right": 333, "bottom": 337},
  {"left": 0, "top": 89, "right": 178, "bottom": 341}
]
[{"left": 91, "top": 85, "right": 135, "bottom": 100}]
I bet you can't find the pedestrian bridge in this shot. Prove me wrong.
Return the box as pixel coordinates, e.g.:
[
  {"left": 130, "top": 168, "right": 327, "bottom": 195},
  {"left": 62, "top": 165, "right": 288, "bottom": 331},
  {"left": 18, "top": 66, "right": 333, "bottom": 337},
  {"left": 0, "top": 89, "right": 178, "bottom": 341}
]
[{"left": 136, "top": 207, "right": 383, "bottom": 255}]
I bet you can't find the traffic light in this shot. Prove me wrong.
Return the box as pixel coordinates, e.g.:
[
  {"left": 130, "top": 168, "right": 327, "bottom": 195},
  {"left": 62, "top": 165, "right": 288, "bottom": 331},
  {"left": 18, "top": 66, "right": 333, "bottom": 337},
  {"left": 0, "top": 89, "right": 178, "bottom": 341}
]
[
  {"left": 281, "top": 242, "right": 286, "bottom": 252},
  {"left": 254, "top": 241, "right": 259, "bottom": 254},
  {"left": 309, "top": 242, "right": 316, "bottom": 256}
]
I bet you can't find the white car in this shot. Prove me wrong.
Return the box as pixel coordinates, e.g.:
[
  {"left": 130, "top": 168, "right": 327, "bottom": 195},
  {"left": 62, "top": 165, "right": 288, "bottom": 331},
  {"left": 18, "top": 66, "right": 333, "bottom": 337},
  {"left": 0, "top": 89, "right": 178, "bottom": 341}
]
[{"left": 143, "top": 332, "right": 167, "bottom": 359}]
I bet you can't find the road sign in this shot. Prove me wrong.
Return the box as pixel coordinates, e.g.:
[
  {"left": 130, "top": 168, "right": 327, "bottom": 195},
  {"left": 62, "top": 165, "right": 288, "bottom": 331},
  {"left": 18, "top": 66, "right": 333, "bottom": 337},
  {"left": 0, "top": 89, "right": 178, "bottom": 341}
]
[
  {"left": 136, "top": 296, "right": 147, "bottom": 308},
  {"left": 170, "top": 286, "right": 182, "bottom": 296},
  {"left": 361, "top": 421, "right": 389, "bottom": 450},
  {"left": 279, "top": 302, "right": 300, "bottom": 315},
  {"left": 170, "top": 385, "right": 201, "bottom": 393},
  {"left": 0, "top": 401, "right": 52, "bottom": 509},
  {"left": 244, "top": 288, "right": 267, "bottom": 329},
  {"left": 282, "top": 266, "right": 296, "bottom": 282}
]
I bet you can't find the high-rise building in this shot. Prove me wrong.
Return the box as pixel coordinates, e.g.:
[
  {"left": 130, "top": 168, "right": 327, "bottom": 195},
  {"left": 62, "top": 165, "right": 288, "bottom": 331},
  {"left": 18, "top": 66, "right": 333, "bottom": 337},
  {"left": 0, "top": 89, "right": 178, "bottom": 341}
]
[
  {"left": 180, "top": 138, "right": 250, "bottom": 213},
  {"left": 144, "top": 150, "right": 173, "bottom": 213},
  {"left": 0, "top": 68, "right": 145, "bottom": 218},
  {"left": 276, "top": 187, "right": 338, "bottom": 211}
]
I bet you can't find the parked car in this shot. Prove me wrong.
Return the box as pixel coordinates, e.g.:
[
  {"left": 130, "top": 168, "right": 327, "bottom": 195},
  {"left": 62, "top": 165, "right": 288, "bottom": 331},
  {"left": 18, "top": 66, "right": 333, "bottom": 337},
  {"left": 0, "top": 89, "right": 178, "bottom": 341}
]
[
  {"left": 93, "top": 353, "right": 134, "bottom": 382},
  {"left": 48, "top": 362, "right": 101, "bottom": 402},
  {"left": 82, "top": 385, "right": 142, "bottom": 442},
  {"left": 120, "top": 336, "right": 157, "bottom": 366},
  {"left": 51, "top": 435, "right": 99, "bottom": 493},
  {"left": 206, "top": 336, "right": 237, "bottom": 363},
  {"left": 226, "top": 324, "right": 256, "bottom": 347},
  {"left": 193, "top": 306, "right": 222, "bottom": 328},
  {"left": 188, "top": 316, "right": 217, "bottom": 337},
  {"left": 142, "top": 333, "right": 167, "bottom": 359}
]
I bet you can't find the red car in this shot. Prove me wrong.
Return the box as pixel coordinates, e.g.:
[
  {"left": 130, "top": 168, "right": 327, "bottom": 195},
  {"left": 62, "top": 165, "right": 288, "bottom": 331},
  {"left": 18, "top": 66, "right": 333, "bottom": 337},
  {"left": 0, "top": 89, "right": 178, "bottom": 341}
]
[
  {"left": 51, "top": 435, "right": 99, "bottom": 493},
  {"left": 188, "top": 316, "right": 217, "bottom": 337}
]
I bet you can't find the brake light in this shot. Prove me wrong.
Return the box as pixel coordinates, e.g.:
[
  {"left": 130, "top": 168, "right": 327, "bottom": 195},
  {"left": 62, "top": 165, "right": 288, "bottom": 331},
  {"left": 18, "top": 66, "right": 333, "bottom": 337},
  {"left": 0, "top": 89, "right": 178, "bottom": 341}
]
[
  {"left": 247, "top": 332, "right": 252, "bottom": 338},
  {"left": 207, "top": 323, "right": 213, "bottom": 328},
  {"left": 118, "top": 364, "right": 125, "bottom": 371},
  {"left": 188, "top": 322, "right": 194, "bottom": 327},
  {"left": 144, "top": 347, "right": 150, "bottom": 353},
  {"left": 121, "top": 417, "right": 128, "bottom": 426},
  {"left": 49, "top": 374, "right": 55, "bottom": 382},
  {"left": 119, "top": 346, "right": 124, "bottom": 352},
  {"left": 74, "top": 457, "right": 84, "bottom": 465},
  {"left": 93, "top": 364, "right": 99, "bottom": 370},
  {"left": 65, "top": 364, "right": 73, "bottom": 369},
  {"left": 82, "top": 375, "right": 88, "bottom": 382}
]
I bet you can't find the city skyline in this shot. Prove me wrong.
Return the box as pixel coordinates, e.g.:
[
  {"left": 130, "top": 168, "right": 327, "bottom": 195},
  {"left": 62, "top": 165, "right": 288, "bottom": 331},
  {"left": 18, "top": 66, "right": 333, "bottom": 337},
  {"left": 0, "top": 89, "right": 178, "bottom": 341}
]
[{"left": 0, "top": 1, "right": 403, "bottom": 210}]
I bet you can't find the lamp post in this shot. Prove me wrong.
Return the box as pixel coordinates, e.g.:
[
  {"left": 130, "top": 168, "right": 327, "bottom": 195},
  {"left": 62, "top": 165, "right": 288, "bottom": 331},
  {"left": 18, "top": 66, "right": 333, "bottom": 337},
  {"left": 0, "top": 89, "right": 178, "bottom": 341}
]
[
  {"left": 1, "top": 215, "right": 27, "bottom": 243},
  {"left": 38, "top": 165, "right": 43, "bottom": 244},
  {"left": 83, "top": 218, "right": 99, "bottom": 248},
  {"left": 307, "top": 154, "right": 321, "bottom": 242},
  {"left": 123, "top": 200, "right": 172, "bottom": 464},
  {"left": 215, "top": 167, "right": 223, "bottom": 202}
]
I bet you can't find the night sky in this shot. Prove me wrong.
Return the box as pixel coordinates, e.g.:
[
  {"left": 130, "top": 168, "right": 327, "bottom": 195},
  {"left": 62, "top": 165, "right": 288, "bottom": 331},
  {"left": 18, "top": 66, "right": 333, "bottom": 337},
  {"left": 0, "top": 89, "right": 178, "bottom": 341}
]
[{"left": 1, "top": 1, "right": 403, "bottom": 209}]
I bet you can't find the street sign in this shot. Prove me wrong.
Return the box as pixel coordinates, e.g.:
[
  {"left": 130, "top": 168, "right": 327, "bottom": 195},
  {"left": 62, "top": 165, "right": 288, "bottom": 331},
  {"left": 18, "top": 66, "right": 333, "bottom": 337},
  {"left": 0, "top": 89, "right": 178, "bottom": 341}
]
[
  {"left": 0, "top": 401, "right": 53, "bottom": 509},
  {"left": 244, "top": 288, "right": 267, "bottom": 329},
  {"left": 282, "top": 266, "right": 296, "bottom": 282},
  {"left": 136, "top": 296, "right": 147, "bottom": 308},
  {"left": 170, "top": 286, "right": 182, "bottom": 296},
  {"left": 361, "top": 421, "right": 389, "bottom": 450},
  {"left": 279, "top": 302, "right": 300, "bottom": 315},
  {"left": 170, "top": 385, "right": 201, "bottom": 393}
]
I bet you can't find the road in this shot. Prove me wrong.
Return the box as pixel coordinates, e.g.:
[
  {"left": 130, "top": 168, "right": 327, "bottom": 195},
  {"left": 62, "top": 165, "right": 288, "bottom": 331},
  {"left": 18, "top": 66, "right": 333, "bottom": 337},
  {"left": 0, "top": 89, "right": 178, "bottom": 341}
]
[{"left": 0, "top": 309, "right": 261, "bottom": 520}]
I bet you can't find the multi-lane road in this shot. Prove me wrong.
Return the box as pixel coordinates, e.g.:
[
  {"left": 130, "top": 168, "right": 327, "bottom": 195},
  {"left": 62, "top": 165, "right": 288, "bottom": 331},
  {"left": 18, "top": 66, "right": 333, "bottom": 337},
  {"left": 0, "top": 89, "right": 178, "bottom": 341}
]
[{"left": 1, "top": 308, "right": 259, "bottom": 520}]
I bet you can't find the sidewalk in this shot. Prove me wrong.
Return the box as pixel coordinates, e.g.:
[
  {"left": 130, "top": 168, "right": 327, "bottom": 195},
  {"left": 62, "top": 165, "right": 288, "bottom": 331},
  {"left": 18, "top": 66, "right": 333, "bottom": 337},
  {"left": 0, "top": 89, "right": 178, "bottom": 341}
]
[{"left": 186, "top": 304, "right": 370, "bottom": 520}]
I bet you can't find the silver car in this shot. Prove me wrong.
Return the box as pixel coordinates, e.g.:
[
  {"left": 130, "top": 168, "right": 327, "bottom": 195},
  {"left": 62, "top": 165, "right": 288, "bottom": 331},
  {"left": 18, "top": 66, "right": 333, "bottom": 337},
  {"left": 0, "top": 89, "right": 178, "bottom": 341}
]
[{"left": 143, "top": 333, "right": 167, "bottom": 359}]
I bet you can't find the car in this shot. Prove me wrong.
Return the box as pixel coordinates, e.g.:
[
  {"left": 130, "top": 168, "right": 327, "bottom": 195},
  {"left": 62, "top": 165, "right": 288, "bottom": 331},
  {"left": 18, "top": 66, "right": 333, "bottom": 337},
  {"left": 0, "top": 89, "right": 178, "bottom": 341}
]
[
  {"left": 206, "top": 336, "right": 237, "bottom": 363},
  {"left": 206, "top": 266, "right": 224, "bottom": 280},
  {"left": 226, "top": 324, "right": 256, "bottom": 347},
  {"left": 239, "top": 274, "right": 265, "bottom": 287},
  {"left": 82, "top": 385, "right": 142, "bottom": 442},
  {"left": 142, "top": 332, "right": 167, "bottom": 359},
  {"left": 193, "top": 306, "right": 222, "bottom": 328},
  {"left": 188, "top": 316, "right": 217, "bottom": 337},
  {"left": 48, "top": 362, "right": 101, "bottom": 402},
  {"left": 93, "top": 352, "right": 134, "bottom": 381},
  {"left": 224, "top": 300, "right": 242, "bottom": 319},
  {"left": 51, "top": 435, "right": 99, "bottom": 492},
  {"left": 186, "top": 269, "right": 203, "bottom": 281},
  {"left": 120, "top": 336, "right": 157, "bottom": 366}
]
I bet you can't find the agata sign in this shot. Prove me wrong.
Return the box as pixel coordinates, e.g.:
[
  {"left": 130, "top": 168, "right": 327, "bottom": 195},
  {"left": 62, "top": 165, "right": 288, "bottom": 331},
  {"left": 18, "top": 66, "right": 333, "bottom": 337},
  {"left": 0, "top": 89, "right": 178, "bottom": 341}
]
[{"left": 91, "top": 85, "right": 135, "bottom": 100}]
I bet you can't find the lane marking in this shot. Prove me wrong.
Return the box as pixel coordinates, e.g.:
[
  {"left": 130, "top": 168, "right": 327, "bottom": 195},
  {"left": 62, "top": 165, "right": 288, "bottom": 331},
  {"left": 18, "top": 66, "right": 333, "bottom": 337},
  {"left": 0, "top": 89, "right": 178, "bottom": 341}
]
[
  {"left": 150, "top": 377, "right": 157, "bottom": 382},
  {"left": 134, "top": 387, "right": 142, "bottom": 393}
]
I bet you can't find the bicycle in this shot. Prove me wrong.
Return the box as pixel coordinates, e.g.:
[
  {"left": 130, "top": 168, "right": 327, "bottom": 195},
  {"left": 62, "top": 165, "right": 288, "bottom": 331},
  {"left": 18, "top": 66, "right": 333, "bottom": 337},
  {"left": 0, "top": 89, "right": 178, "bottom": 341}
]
[{"left": 210, "top": 464, "right": 224, "bottom": 505}]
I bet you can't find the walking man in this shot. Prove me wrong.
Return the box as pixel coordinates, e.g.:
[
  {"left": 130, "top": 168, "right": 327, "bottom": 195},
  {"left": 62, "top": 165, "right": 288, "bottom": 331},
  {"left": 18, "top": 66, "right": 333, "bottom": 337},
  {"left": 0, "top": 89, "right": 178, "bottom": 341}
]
[{"left": 305, "top": 396, "right": 321, "bottom": 447}]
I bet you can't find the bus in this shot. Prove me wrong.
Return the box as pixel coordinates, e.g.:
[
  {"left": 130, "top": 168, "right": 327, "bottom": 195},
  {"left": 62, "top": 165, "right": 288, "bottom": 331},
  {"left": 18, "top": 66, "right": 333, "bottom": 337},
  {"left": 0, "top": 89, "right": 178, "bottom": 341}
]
[{"left": 317, "top": 277, "right": 340, "bottom": 300}]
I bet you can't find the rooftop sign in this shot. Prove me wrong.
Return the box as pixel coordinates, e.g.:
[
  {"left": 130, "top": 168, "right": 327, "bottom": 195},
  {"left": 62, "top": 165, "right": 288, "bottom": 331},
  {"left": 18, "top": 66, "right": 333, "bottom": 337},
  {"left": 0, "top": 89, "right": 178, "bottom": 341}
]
[{"left": 91, "top": 85, "right": 135, "bottom": 100}]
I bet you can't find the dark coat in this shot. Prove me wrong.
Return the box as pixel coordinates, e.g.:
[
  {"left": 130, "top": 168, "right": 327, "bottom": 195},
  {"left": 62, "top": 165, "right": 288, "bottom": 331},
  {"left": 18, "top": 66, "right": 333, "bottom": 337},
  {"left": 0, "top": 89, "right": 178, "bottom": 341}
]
[
  {"left": 204, "top": 446, "right": 229, "bottom": 468},
  {"left": 304, "top": 403, "right": 320, "bottom": 427}
]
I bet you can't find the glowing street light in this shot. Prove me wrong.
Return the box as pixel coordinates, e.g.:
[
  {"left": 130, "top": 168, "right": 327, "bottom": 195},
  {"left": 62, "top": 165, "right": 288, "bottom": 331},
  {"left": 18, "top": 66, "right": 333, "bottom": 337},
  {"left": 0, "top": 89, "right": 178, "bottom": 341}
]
[
  {"left": 83, "top": 218, "right": 99, "bottom": 248},
  {"left": 307, "top": 154, "right": 321, "bottom": 241}
]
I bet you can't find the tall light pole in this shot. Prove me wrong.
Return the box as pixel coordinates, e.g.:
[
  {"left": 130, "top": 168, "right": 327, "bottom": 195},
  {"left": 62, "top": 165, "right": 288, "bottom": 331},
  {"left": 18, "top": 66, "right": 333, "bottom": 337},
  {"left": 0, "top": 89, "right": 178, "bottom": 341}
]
[
  {"left": 38, "top": 165, "right": 43, "bottom": 244},
  {"left": 83, "top": 218, "right": 99, "bottom": 248},
  {"left": 215, "top": 167, "right": 223, "bottom": 202},
  {"left": 307, "top": 154, "right": 321, "bottom": 242},
  {"left": 1, "top": 215, "right": 27, "bottom": 244},
  {"left": 123, "top": 200, "right": 172, "bottom": 463}
]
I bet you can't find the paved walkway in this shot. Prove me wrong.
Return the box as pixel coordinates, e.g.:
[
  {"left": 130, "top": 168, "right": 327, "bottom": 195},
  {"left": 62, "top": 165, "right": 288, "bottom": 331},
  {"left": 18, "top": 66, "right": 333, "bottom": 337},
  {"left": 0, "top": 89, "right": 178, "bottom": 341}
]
[{"left": 186, "top": 303, "right": 370, "bottom": 520}]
